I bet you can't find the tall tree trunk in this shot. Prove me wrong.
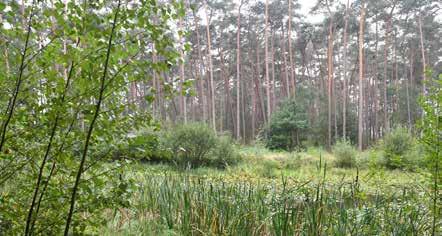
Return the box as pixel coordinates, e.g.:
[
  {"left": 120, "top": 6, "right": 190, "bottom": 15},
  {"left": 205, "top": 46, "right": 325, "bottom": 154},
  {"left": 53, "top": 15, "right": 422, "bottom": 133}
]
[
  {"left": 255, "top": 44, "right": 267, "bottom": 124},
  {"left": 374, "top": 17, "right": 380, "bottom": 139},
  {"left": 342, "top": 0, "right": 349, "bottom": 140},
  {"left": 192, "top": 8, "right": 207, "bottom": 122},
  {"left": 383, "top": 18, "right": 390, "bottom": 134},
  {"left": 281, "top": 23, "right": 290, "bottom": 97},
  {"left": 383, "top": 5, "right": 395, "bottom": 134},
  {"left": 358, "top": 1, "right": 366, "bottom": 151},
  {"left": 252, "top": 79, "right": 256, "bottom": 139},
  {"left": 179, "top": 18, "right": 187, "bottom": 123},
  {"left": 392, "top": 30, "right": 398, "bottom": 122},
  {"left": 407, "top": 49, "right": 414, "bottom": 131},
  {"left": 236, "top": 0, "right": 243, "bottom": 140},
  {"left": 241, "top": 76, "right": 247, "bottom": 140},
  {"left": 265, "top": 0, "right": 271, "bottom": 119},
  {"left": 204, "top": 0, "right": 216, "bottom": 132},
  {"left": 418, "top": 14, "right": 426, "bottom": 95},
  {"left": 288, "top": 0, "right": 296, "bottom": 97},
  {"left": 271, "top": 27, "right": 276, "bottom": 113},
  {"left": 220, "top": 49, "right": 231, "bottom": 132},
  {"left": 327, "top": 18, "right": 334, "bottom": 149}
]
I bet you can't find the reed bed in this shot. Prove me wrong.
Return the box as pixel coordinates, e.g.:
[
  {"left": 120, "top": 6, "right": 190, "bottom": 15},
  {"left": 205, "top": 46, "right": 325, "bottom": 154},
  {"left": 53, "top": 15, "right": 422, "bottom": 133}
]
[{"left": 105, "top": 168, "right": 437, "bottom": 236}]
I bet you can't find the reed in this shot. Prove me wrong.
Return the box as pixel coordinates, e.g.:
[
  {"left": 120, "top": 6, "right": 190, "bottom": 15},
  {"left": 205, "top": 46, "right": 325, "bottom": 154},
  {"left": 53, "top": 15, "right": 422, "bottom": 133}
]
[{"left": 105, "top": 168, "right": 436, "bottom": 235}]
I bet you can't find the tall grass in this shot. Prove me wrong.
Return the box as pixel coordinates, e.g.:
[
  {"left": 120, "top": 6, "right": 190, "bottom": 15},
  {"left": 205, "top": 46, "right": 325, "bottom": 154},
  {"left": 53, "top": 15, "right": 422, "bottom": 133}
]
[{"left": 104, "top": 168, "right": 437, "bottom": 235}]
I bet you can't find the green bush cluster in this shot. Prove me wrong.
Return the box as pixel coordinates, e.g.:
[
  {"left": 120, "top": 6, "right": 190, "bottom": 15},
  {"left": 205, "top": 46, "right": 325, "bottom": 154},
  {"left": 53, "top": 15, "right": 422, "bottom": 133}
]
[
  {"left": 333, "top": 140, "right": 358, "bottom": 168},
  {"left": 121, "top": 123, "right": 240, "bottom": 169},
  {"left": 264, "top": 98, "right": 308, "bottom": 151},
  {"left": 120, "top": 128, "right": 172, "bottom": 162},
  {"left": 380, "top": 126, "right": 423, "bottom": 170}
]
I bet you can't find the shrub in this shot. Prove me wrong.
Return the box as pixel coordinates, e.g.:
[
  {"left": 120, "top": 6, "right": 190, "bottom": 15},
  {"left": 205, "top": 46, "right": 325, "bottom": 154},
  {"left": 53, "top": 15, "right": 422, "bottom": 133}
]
[
  {"left": 333, "top": 140, "right": 357, "bottom": 168},
  {"left": 264, "top": 99, "right": 308, "bottom": 151},
  {"left": 164, "top": 123, "right": 240, "bottom": 169},
  {"left": 118, "top": 128, "right": 172, "bottom": 162},
  {"left": 165, "top": 123, "right": 217, "bottom": 168},
  {"left": 381, "top": 126, "right": 415, "bottom": 169},
  {"left": 209, "top": 135, "right": 241, "bottom": 169}
]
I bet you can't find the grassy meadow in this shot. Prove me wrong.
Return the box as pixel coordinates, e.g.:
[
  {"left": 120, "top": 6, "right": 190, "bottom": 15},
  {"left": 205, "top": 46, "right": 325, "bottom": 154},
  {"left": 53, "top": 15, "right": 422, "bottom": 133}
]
[{"left": 102, "top": 146, "right": 436, "bottom": 235}]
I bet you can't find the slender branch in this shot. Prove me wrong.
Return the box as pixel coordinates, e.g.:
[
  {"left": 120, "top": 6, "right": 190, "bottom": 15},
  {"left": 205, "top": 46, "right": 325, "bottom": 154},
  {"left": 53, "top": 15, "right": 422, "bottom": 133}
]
[
  {"left": 0, "top": 1, "right": 35, "bottom": 152},
  {"left": 29, "top": 117, "right": 76, "bottom": 235},
  {"left": 25, "top": 58, "right": 76, "bottom": 235},
  {"left": 64, "top": 1, "right": 121, "bottom": 234}
]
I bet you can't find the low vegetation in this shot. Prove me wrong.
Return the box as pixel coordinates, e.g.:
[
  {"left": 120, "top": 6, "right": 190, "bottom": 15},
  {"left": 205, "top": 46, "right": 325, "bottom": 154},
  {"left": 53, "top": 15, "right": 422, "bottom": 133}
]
[
  {"left": 333, "top": 139, "right": 358, "bottom": 168},
  {"left": 102, "top": 146, "right": 436, "bottom": 235},
  {"left": 120, "top": 123, "right": 240, "bottom": 169}
]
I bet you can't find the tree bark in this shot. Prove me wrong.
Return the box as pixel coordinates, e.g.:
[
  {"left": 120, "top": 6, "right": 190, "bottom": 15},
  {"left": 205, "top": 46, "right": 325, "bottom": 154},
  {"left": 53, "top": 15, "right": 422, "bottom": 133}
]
[
  {"left": 255, "top": 43, "right": 266, "bottom": 124},
  {"left": 179, "top": 18, "right": 187, "bottom": 123},
  {"left": 236, "top": 0, "right": 243, "bottom": 140},
  {"left": 281, "top": 23, "right": 290, "bottom": 97},
  {"left": 327, "top": 18, "right": 334, "bottom": 149},
  {"left": 407, "top": 49, "right": 413, "bottom": 131},
  {"left": 342, "top": 0, "right": 349, "bottom": 140},
  {"left": 271, "top": 27, "right": 276, "bottom": 113},
  {"left": 383, "top": 5, "right": 395, "bottom": 134},
  {"left": 418, "top": 14, "right": 426, "bottom": 95},
  {"left": 358, "top": 1, "right": 366, "bottom": 151},
  {"left": 288, "top": 0, "right": 296, "bottom": 97},
  {"left": 204, "top": 0, "right": 216, "bottom": 132},
  {"left": 191, "top": 7, "right": 207, "bottom": 122},
  {"left": 265, "top": 0, "right": 271, "bottom": 119}
]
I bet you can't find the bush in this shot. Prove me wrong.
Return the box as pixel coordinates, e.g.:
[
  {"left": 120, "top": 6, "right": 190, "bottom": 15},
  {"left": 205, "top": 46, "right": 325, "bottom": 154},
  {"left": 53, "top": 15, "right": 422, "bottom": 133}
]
[
  {"left": 381, "top": 126, "right": 415, "bottom": 169},
  {"left": 264, "top": 99, "right": 308, "bottom": 151},
  {"left": 209, "top": 135, "right": 241, "bottom": 169},
  {"left": 114, "top": 123, "right": 240, "bottom": 169},
  {"left": 333, "top": 140, "right": 357, "bottom": 168},
  {"left": 117, "top": 128, "right": 172, "bottom": 162},
  {"left": 165, "top": 123, "right": 240, "bottom": 169},
  {"left": 165, "top": 123, "right": 217, "bottom": 168}
]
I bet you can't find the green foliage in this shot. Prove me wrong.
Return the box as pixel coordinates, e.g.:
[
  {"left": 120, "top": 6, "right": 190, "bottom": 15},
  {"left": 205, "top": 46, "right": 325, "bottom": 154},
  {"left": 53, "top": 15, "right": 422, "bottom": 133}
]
[
  {"left": 419, "top": 73, "right": 442, "bottom": 175},
  {"left": 381, "top": 126, "right": 417, "bottom": 169},
  {"left": 122, "top": 127, "right": 172, "bottom": 162},
  {"left": 333, "top": 139, "right": 357, "bottom": 168},
  {"left": 164, "top": 123, "right": 240, "bottom": 169},
  {"left": 209, "top": 135, "right": 241, "bottom": 169},
  {"left": 0, "top": 0, "right": 185, "bottom": 234},
  {"left": 264, "top": 98, "right": 308, "bottom": 151},
  {"left": 114, "top": 123, "right": 240, "bottom": 169},
  {"left": 165, "top": 123, "right": 217, "bottom": 168},
  {"left": 418, "top": 72, "right": 441, "bottom": 235}
]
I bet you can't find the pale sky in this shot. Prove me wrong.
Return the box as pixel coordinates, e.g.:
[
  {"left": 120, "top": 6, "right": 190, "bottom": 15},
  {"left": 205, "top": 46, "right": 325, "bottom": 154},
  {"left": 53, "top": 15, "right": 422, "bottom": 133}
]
[{"left": 298, "top": 0, "right": 347, "bottom": 23}]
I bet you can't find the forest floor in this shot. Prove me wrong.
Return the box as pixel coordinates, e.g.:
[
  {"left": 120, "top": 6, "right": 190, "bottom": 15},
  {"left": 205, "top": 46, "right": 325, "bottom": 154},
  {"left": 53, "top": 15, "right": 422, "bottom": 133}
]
[{"left": 102, "top": 146, "right": 433, "bottom": 235}]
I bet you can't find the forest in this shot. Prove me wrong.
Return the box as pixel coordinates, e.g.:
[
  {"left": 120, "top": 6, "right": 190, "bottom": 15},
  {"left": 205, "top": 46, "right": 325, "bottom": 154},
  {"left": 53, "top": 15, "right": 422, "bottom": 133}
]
[{"left": 0, "top": 0, "right": 440, "bottom": 235}]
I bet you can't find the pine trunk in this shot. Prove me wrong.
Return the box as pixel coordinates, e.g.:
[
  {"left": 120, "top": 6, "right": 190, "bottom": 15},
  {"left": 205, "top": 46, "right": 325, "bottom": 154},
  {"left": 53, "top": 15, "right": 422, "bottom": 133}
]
[
  {"left": 204, "top": 0, "right": 216, "bottom": 132},
  {"left": 358, "top": 2, "right": 366, "bottom": 151}
]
